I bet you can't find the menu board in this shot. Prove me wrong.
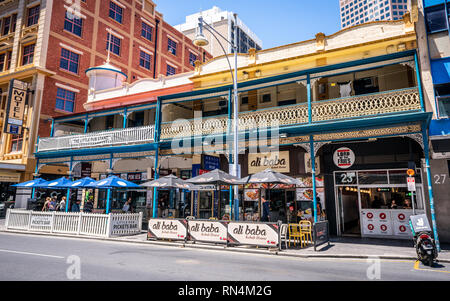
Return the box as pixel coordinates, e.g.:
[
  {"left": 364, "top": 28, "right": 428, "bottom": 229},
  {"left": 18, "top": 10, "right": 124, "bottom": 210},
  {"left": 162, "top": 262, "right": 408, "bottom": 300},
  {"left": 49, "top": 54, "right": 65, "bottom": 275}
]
[
  {"left": 244, "top": 189, "right": 259, "bottom": 201},
  {"left": 361, "top": 209, "right": 424, "bottom": 238}
]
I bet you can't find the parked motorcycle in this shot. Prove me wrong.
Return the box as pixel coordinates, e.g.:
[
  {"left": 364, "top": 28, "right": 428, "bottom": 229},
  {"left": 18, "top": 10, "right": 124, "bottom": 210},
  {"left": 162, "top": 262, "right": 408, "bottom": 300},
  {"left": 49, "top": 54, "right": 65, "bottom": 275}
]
[{"left": 409, "top": 214, "right": 437, "bottom": 266}]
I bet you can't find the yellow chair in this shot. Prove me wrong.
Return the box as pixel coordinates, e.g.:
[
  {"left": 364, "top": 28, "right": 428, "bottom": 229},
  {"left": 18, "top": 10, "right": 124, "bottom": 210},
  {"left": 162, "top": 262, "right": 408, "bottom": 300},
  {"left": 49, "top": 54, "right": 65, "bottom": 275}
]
[
  {"left": 299, "top": 220, "right": 312, "bottom": 245},
  {"left": 288, "top": 224, "right": 306, "bottom": 248}
]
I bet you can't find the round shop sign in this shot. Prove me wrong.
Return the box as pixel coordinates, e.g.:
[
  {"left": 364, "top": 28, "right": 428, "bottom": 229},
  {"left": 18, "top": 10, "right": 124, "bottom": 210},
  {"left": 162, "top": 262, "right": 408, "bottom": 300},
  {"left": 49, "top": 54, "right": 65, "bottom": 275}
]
[
  {"left": 367, "top": 212, "right": 374, "bottom": 219},
  {"left": 368, "top": 224, "right": 374, "bottom": 231},
  {"left": 380, "top": 224, "right": 387, "bottom": 232},
  {"left": 379, "top": 213, "right": 386, "bottom": 220},
  {"left": 398, "top": 213, "right": 405, "bottom": 221},
  {"left": 333, "top": 147, "right": 355, "bottom": 169},
  {"left": 399, "top": 225, "right": 406, "bottom": 232}
]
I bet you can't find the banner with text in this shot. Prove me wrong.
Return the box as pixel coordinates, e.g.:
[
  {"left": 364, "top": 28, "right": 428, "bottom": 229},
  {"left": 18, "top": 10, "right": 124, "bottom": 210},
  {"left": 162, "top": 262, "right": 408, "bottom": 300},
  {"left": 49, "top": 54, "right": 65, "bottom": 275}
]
[
  {"left": 147, "top": 218, "right": 187, "bottom": 241},
  {"left": 187, "top": 220, "right": 228, "bottom": 244},
  {"left": 227, "top": 221, "right": 280, "bottom": 248}
]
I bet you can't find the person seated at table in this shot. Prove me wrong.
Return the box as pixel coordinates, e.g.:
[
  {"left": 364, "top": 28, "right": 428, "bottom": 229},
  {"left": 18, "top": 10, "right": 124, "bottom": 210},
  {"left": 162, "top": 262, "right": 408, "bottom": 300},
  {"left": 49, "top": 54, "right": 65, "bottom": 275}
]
[
  {"left": 403, "top": 199, "right": 412, "bottom": 209},
  {"left": 71, "top": 200, "right": 81, "bottom": 212},
  {"left": 84, "top": 198, "right": 94, "bottom": 213},
  {"left": 390, "top": 200, "right": 398, "bottom": 209}
]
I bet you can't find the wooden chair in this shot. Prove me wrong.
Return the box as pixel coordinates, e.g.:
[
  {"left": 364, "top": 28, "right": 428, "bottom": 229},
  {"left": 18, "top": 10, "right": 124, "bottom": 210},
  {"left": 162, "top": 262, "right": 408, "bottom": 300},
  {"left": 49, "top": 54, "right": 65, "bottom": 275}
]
[
  {"left": 300, "top": 220, "right": 312, "bottom": 245},
  {"left": 288, "top": 224, "right": 305, "bottom": 248}
]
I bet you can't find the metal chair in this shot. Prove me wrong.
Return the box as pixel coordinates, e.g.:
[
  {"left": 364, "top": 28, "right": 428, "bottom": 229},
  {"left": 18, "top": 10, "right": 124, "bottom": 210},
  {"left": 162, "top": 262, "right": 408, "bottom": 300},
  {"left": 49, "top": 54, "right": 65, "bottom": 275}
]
[
  {"left": 300, "top": 220, "right": 312, "bottom": 245},
  {"left": 288, "top": 224, "right": 305, "bottom": 248}
]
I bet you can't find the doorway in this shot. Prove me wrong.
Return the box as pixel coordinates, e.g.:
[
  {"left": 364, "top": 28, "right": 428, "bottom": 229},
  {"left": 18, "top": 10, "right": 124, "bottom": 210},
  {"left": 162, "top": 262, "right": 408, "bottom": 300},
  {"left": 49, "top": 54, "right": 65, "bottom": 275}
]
[{"left": 337, "top": 186, "right": 360, "bottom": 235}]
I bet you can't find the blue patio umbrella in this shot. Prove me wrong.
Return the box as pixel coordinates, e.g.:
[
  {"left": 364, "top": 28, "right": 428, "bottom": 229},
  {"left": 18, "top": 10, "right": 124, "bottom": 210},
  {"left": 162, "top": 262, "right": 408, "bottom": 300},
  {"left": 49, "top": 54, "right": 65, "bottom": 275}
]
[
  {"left": 86, "top": 176, "right": 141, "bottom": 214},
  {"left": 12, "top": 178, "right": 48, "bottom": 188},
  {"left": 35, "top": 177, "right": 73, "bottom": 189},
  {"left": 63, "top": 177, "right": 96, "bottom": 189}
]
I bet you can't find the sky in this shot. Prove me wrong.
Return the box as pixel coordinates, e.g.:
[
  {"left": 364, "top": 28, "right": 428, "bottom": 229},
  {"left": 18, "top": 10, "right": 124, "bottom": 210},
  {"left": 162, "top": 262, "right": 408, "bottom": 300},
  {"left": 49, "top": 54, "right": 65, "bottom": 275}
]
[{"left": 153, "top": 0, "right": 342, "bottom": 50}]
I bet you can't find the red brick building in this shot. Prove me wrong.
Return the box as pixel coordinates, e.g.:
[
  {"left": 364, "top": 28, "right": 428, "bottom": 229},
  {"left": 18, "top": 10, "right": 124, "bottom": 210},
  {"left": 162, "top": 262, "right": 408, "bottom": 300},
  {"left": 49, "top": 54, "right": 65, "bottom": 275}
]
[{"left": 0, "top": 0, "right": 211, "bottom": 186}]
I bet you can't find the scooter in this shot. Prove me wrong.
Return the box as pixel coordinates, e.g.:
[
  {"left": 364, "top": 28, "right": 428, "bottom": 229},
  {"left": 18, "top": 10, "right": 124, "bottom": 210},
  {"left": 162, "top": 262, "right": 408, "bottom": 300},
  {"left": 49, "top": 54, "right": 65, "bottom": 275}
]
[{"left": 409, "top": 214, "right": 438, "bottom": 266}]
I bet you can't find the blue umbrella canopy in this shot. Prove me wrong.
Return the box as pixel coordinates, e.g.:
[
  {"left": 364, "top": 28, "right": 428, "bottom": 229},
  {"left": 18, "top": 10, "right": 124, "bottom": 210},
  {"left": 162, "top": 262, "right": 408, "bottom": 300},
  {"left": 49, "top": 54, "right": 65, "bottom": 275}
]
[
  {"left": 87, "top": 176, "right": 141, "bottom": 189},
  {"left": 35, "top": 177, "right": 73, "bottom": 189},
  {"left": 12, "top": 178, "right": 48, "bottom": 188},
  {"left": 63, "top": 177, "right": 95, "bottom": 188}
]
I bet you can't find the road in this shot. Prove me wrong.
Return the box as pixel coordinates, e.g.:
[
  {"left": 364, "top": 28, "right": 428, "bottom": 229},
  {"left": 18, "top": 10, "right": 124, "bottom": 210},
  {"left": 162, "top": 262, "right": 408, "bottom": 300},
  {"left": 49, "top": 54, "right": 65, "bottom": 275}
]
[{"left": 0, "top": 232, "right": 449, "bottom": 281}]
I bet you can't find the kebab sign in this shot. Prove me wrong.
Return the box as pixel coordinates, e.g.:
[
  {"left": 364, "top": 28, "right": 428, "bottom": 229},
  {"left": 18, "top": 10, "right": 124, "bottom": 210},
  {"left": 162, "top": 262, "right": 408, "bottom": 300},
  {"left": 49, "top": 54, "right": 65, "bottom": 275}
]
[{"left": 333, "top": 147, "right": 355, "bottom": 169}]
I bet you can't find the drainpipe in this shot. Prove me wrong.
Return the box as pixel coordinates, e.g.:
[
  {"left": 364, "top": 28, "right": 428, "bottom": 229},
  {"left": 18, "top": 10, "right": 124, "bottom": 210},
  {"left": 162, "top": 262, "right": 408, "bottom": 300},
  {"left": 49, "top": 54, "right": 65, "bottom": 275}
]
[{"left": 153, "top": 19, "right": 160, "bottom": 79}]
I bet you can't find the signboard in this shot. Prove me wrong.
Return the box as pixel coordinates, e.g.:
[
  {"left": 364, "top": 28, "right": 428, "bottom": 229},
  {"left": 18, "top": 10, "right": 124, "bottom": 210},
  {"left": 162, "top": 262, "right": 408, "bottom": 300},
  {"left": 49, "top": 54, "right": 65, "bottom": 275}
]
[
  {"left": 333, "top": 147, "right": 355, "bottom": 169},
  {"left": 4, "top": 79, "right": 28, "bottom": 134},
  {"left": 81, "top": 162, "right": 92, "bottom": 178},
  {"left": 30, "top": 214, "right": 53, "bottom": 229},
  {"left": 227, "top": 221, "right": 280, "bottom": 248},
  {"left": 147, "top": 218, "right": 188, "bottom": 241},
  {"left": 110, "top": 218, "right": 139, "bottom": 232},
  {"left": 407, "top": 177, "right": 416, "bottom": 191},
  {"left": 70, "top": 135, "right": 113, "bottom": 148},
  {"left": 187, "top": 220, "right": 228, "bottom": 244},
  {"left": 127, "top": 173, "right": 142, "bottom": 182},
  {"left": 409, "top": 214, "right": 432, "bottom": 234},
  {"left": 335, "top": 172, "right": 357, "bottom": 185},
  {"left": 248, "top": 151, "right": 290, "bottom": 174},
  {"left": 313, "top": 221, "right": 330, "bottom": 251},
  {"left": 202, "top": 155, "right": 220, "bottom": 171},
  {"left": 244, "top": 189, "right": 259, "bottom": 201}
]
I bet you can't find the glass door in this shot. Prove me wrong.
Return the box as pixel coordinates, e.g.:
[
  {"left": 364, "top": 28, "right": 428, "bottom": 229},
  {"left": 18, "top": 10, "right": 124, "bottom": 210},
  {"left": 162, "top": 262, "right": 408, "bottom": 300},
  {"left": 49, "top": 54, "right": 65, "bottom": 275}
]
[{"left": 337, "top": 186, "right": 361, "bottom": 235}]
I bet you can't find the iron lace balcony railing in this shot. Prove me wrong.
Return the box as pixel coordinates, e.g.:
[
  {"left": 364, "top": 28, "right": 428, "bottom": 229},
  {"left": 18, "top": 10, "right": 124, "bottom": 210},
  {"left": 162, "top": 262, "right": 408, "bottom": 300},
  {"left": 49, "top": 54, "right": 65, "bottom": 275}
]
[{"left": 37, "top": 125, "right": 156, "bottom": 152}]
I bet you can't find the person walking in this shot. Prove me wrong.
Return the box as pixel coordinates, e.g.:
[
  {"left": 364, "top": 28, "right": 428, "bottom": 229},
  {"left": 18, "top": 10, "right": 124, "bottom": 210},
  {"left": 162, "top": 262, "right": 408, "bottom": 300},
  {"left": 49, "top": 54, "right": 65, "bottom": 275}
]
[
  {"left": 57, "top": 196, "right": 66, "bottom": 212},
  {"left": 83, "top": 198, "right": 93, "bottom": 213},
  {"left": 71, "top": 200, "right": 81, "bottom": 212},
  {"left": 42, "top": 197, "right": 51, "bottom": 212}
]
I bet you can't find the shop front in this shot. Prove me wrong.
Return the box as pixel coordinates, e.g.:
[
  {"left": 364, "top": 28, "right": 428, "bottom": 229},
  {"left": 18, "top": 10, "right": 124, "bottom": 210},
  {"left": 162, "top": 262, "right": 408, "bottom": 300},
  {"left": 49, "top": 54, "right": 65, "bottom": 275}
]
[{"left": 320, "top": 137, "right": 428, "bottom": 240}]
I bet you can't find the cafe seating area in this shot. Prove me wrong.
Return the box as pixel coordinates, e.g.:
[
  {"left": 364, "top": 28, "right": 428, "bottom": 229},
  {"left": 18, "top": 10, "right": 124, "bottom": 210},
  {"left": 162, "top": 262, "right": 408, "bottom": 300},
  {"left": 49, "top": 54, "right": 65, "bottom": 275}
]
[{"left": 281, "top": 221, "right": 313, "bottom": 249}]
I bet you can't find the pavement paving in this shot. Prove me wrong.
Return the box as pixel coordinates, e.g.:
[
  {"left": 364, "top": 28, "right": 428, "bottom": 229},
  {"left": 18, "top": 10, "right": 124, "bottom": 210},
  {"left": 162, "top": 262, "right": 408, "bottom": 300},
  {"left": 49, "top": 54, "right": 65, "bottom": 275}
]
[{"left": 0, "top": 231, "right": 449, "bottom": 281}]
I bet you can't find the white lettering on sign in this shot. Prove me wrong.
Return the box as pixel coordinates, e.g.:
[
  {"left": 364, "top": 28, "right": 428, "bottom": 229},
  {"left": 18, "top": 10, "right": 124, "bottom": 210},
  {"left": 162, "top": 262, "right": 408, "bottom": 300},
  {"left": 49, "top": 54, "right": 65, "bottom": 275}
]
[
  {"left": 227, "top": 222, "right": 279, "bottom": 247},
  {"left": 333, "top": 147, "right": 355, "bottom": 169},
  {"left": 187, "top": 221, "right": 228, "bottom": 243}
]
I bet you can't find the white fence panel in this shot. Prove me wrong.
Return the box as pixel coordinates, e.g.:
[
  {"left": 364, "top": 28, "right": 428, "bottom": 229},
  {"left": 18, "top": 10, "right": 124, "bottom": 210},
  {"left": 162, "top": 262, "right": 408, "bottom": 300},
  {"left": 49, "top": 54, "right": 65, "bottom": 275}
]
[
  {"left": 5, "top": 210, "right": 30, "bottom": 230},
  {"left": 5, "top": 209, "right": 142, "bottom": 238}
]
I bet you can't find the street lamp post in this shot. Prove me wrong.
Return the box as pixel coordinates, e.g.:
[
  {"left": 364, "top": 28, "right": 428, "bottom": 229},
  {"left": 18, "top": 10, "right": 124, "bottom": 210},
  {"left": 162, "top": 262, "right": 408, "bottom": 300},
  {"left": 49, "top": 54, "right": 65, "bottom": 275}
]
[{"left": 194, "top": 14, "right": 240, "bottom": 220}]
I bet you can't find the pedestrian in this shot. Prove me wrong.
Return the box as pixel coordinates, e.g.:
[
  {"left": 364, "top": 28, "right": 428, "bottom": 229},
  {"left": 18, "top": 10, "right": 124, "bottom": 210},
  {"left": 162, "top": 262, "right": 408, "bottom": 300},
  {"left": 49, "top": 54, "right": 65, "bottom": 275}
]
[
  {"left": 57, "top": 196, "right": 66, "bottom": 212},
  {"left": 42, "top": 197, "right": 51, "bottom": 212},
  {"left": 48, "top": 197, "right": 56, "bottom": 211},
  {"left": 83, "top": 198, "right": 93, "bottom": 213},
  {"left": 71, "top": 200, "right": 81, "bottom": 212},
  {"left": 261, "top": 197, "right": 270, "bottom": 222}
]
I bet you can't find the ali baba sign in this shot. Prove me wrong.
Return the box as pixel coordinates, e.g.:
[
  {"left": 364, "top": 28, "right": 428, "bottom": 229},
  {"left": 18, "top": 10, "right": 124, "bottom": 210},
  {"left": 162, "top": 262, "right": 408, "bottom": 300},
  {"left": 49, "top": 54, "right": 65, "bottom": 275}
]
[{"left": 248, "top": 151, "right": 289, "bottom": 174}]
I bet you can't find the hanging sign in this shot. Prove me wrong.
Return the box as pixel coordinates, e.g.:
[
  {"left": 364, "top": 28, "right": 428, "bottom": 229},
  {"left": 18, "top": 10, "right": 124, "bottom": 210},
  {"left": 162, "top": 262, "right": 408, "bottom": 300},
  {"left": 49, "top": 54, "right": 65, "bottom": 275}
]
[
  {"left": 333, "top": 147, "right": 355, "bottom": 169},
  {"left": 4, "top": 79, "right": 28, "bottom": 134}
]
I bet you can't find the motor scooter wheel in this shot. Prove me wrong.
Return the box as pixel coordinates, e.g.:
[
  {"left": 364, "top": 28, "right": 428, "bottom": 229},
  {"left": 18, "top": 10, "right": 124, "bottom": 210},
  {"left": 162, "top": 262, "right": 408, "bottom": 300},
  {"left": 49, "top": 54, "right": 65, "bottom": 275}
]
[{"left": 427, "top": 256, "right": 433, "bottom": 267}]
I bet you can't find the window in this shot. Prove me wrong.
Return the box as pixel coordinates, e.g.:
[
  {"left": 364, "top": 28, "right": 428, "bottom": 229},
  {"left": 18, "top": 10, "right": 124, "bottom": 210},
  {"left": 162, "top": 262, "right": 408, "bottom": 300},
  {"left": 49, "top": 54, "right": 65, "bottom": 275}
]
[
  {"left": 189, "top": 52, "right": 197, "bottom": 67},
  {"left": 60, "top": 48, "right": 80, "bottom": 74},
  {"left": 436, "top": 84, "right": 450, "bottom": 118},
  {"left": 141, "top": 22, "right": 153, "bottom": 41},
  {"left": 106, "top": 33, "right": 121, "bottom": 56},
  {"left": 0, "top": 53, "right": 5, "bottom": 71},
  {"left": 109, "top": 1, "right": 123, "bottom": 24},
  {"left": 56, "top": 88, "right": 76, "bottom": 112},
  {"left": 27, "top": 5, "right": 40, "bottom": 27},
  {"left": 2, "top": 16, "right": 11, "bottom": 35},
  {"left": 22, "top": 44, "right": 35, "bottom": 65},
  {"left": 166, "top": 64, "right": 176, "bottom": 76},
  {"left": 139, "top": 51, "right": 151, "bottom": 70},
  {"left": 9, "top": 135, "right": 23, "bottom": 153},
  {"left": 425, "top": 5, "right": 448, "bottom": 33},
  {"left": 261, "top": 94, "right": 271, "bottom": 103},
  {"left": 168, "top": 38, "right": 177, "bottom": 56},
  {"left": 64, "top": 11, "right": 83, "bottom": 37},
  {"left": 241, "top": 96, "right": 249, "bottom": 105}
]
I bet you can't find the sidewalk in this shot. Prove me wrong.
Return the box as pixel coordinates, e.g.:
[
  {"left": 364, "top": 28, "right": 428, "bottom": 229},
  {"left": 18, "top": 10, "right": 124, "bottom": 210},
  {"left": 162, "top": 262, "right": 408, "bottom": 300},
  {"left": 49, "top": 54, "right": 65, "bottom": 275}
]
[{"left": 2, "top": 221, "right": 449, "bottom": 263}]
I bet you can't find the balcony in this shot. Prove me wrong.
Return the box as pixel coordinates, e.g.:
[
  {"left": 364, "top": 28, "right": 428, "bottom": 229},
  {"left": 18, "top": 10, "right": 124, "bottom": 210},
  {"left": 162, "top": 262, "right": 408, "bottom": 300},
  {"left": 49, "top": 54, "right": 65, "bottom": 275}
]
[
  {"left": 160, "top": 87, "right": 421, "bottom": 140},
  {"left": 37, "top": 125, "right": 156, "bottom": 153}
]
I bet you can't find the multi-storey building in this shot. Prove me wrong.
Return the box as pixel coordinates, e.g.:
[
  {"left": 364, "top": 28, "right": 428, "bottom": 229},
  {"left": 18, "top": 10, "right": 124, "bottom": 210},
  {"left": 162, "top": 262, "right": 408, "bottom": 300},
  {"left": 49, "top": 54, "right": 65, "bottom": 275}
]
[
  {"left": 35, "top": 9, "right": 447, "bottom": 246},
  {"left": 174, "top": 6, "right": 262, "bottom": 57},
  {"left": 340, "top": 0, "right": 410, "bottom": 28},
  {"left": 0, "top": 0, "right": 211, "bottom": 201},
  {"left": 415, "top": 0, "right": 450, "bottom": 242}
]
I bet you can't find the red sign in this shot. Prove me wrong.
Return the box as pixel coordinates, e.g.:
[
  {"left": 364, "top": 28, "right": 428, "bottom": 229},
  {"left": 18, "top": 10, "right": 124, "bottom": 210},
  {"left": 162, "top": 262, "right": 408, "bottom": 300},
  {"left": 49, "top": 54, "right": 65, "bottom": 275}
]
[
  {"left": 380, "top": 224, "right": 387, "bottom": 232},
  {"left": 379, "top": 213, "right": 386, "bottom": 220},
  {"left": 398, "top": 213, "right": 405, "bottom": 221},
  {"left": 368, "top": 224, "right": 374, "bottom": 230},
  {"left": 399, "top": 225, "right": 406, "bottom": 232},
  {"left": 367, "top": 212, "right": 373, "bottom": 219}
]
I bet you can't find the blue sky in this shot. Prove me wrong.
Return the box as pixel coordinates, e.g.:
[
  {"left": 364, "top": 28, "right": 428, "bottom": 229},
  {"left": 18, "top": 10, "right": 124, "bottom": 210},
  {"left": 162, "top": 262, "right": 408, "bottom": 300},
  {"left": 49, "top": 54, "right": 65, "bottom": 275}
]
[{"left": 153, "top": 0, "right": 341, "bottom": 49}]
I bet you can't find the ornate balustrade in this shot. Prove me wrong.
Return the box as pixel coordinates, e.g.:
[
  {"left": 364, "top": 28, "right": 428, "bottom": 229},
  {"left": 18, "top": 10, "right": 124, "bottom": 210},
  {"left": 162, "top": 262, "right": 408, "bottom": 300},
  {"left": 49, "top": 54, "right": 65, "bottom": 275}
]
[
  {"left": 312, "top": 88, "right": 420, "bottom": 122},
  {"left": 37, "top": 125, "right": 155, "bottom": 152},
  {"left": 36, "top": 88, "right": 420, "bottom": 153}
]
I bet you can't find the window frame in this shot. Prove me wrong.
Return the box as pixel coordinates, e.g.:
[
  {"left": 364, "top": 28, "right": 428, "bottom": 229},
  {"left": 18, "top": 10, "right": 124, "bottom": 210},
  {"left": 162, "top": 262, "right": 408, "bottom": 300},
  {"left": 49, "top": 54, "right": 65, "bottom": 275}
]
[
  {"left": 141, "top": 22, "right": 153, "bottom": 41},
  {"left": 168, "top": 38, "right": 177, "bottom": 56},
  {"left": 55, "top": 87, "right": 76, "bottom": 113},
  {"left": 109, "top": 1, "right": 123, "bottom": 24},
  {"left": 9, "top": 134, "right": 23, "bottom": 153},
  {"left": 22, "top": 44, "right": 35, "bottom": 66},
  {"left": 166, "top": 64, "right": 176, "bottom": 76},
  {"left": 27, "top": 5, "right": 40, "bottom": 27},
  {"left": 60, "top": 48, "right": 80, "bottom": 74},
  {"left": 106, "top": 33, "right": 121, "bottom": 56},
  {"left": 64, "top": 11, "right": 83, "bottom": 37},
  {"left": 139, "top": 50, "right": 152, "bottom": 70}
]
